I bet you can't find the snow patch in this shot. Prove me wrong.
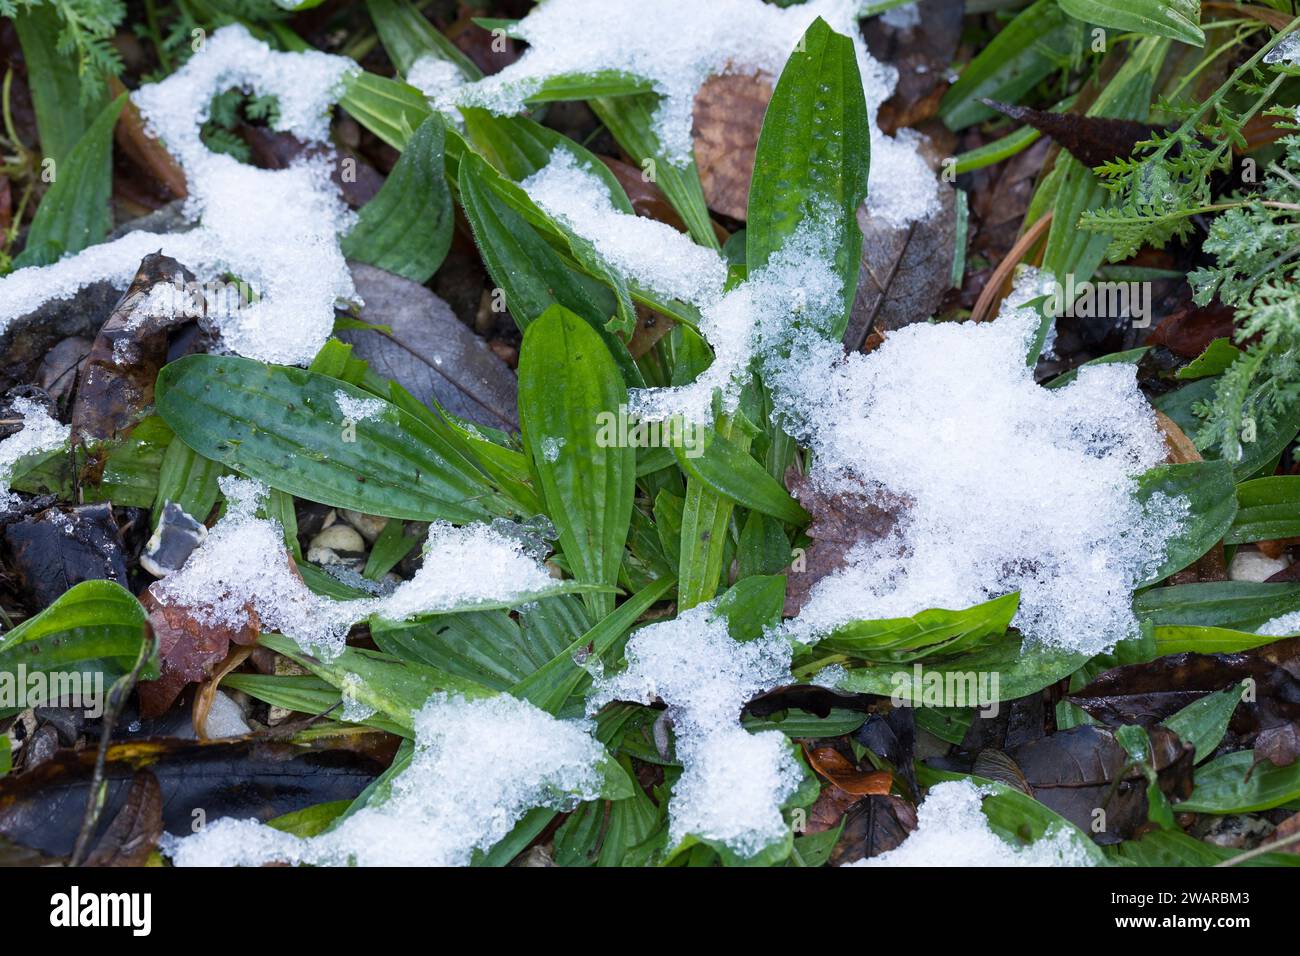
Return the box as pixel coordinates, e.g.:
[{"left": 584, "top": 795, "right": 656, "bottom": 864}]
[
  {"left": 165, "top": 693, "right": 607, "bottom": 866},
  {"left": 522, "top": 149, "right": 727, "bottom": 306},
  {"left": 450, "top": 0, "right": 938, "bottom": 226},
  {"left": 154, "top": 476, "right": 557, "bottom": 656},
  {"left": 849, "top": 780, "right": 1096, "bottom": 866},
  {"left": 0, "top": 26, "right": 358, "bottom": 365},
  {"left": 0, "top": 398, "right": 71, "bottom": 511},
  {"left": 589, "top": 603, "right": 801, "bottom": 857}
]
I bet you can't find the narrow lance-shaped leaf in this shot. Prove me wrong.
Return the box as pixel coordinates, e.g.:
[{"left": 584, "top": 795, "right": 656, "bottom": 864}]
[
  {"left": 341, "top": 113, "right": 454, "bottom": 283},
  {"left": 518, "top": 306, "right": 637, "bottom": 619},
  {"left": 747, "top": 17, "right": 869, "bottom": 341},
  {"left": 155, "top": 355, "right": 510, "bottom": 522},
  {"left": 14, "top": 93, "right": 126, "bottom": 270}
]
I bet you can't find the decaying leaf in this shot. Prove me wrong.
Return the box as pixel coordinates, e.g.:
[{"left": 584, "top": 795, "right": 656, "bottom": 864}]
[
  {"left": 999, "top": 724, "right": 1194, "bottom": 843},
  {"left": 136, "top": 586, "right": 262, "bottom": 719},
  {"left": 339, "top": 263, "right": 519, "bottom": 431},
  {"left": 2, "top": 503, "right": 130, "bottom": 607},
  {"left": 804, "top": 744, "right": 893, "bottom": 796},
  {"left": 84, "top": 770, "right": 164, "bottom": 867},
  {"left": 691, "top": 73, "right": 772, "bottom": 221},
  {"left": 979, "top": 99, "right": 1165, "bottom": 169},
  {"left": 70, "top": 252, "right": 208, "bottom": 443},
  {"left": 844, "top": 181, "right": 956, "bottom": 348},
  {"left": 784, "top": 471, "right": 904, "bottom": 616},
  {"left": 829, "top": 794, "right": 917, "bottom": 865}
]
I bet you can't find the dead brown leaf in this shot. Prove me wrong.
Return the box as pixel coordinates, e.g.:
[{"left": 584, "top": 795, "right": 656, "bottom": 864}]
[
  {"left": 84, "top": 771, "right": 163, "bottom": 867},
  {"left": 803, "top": 744, "right": 893, "bottom": 796},
  {"left": 691, "top": 73, "right": 772, "bottom": 220},
  {"left": 784, "top": 472, "right": 904, "bottom": 616},
  {"left": 70, "top": 252, "right": 203, "bottom": 443}
]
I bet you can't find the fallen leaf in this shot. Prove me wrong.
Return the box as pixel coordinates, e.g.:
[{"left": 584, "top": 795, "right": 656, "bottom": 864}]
[
  {"left": 1002, "top": 724, "right": 1193, "bottom": 843},
  {"left": 979, "top": 99, "right": 1165, "bottom": 169},
  {"left": 844, "top": 182, "right": 957, "bottom": 348},
  {"left": 1256, "top": 723, "right": 1300, "bottom": 768},
  {"left": 864, "top": 0, "right": 964, "bottom": 133},
  {"left": 1145, "top": 298, "right": 1237, "bottom": 358},
  {"left": 339, "top": 263, "right": 519, "bottom": 431},
  {"left": 804, "top": 744, "right": 894, "bottom": 796},
  {"left": 2, "top": 503, "right": 130, "bottom": 608},
  {"left": 70, "top": 252, "right": 207, "bottom": 443},
  {"left": 84, "top": 770, "right": 164, "bottom": 867},
  {"left": 784, "top": 471, "right": 903, "bottom": 616},
  {"left": 691, "top": 73, "right": 772, "bottom": 221},
  {"left": 829, "top": 794, "right": 917, "bottom": 865},
  {"left": 136, "top": 586, "right": 261, "bottom": 719}
]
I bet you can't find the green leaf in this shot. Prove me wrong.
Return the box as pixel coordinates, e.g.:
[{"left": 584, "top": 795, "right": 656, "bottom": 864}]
[
  {"left": 940, "top": 0, "right": 1076, "bottom": 130},
  {"left": 713, "top": 575, "right": 786, "bottom": 642},
  {"left": 258, "top": 633, "right": 492, "bottom": 732},
  {"left": 836, "top": 634, "right": 1088, "bottom": 703},
  {"left": 512, "top": 576, "right": 675, "bottom": 714},
  {"left": 815, "top": 592, "right": 1021, "bottom": 664},
  {"left": 748, "top": 17, "right": 870, "bottom": 340},
  {"left": 366, "top": 0, "right": 482, "bottom": 79},
  {"left": 339, "top": 70, "right": 433, "bottom": 152},
  {"left": 14, "top": 93, "right": 126, "bottom": 269},
  {"left": 518, "top": 306, "right": 636, "bottom": 619},
  {"left": 0, "top": 580, "right": 155, "bottom": 680},
  {"left": 153, "top": 436, "right": 223, "bottom": 526},
  {"left": 590, "top": 93, "right": 719, "bottom": 249},
  {"left": 1227, "top": 477, "right": 1300, "bottom": 544},
  {"left": 673, "top": 427, "right": 808, "bottom": 524},
  {"left": 1162, "top": 680, "right": 1246, "bottom": 764},
  {"left": 155, "top": 355, "right": 508, "bottom": 522},
  {"left": 1135, "top": 581, "right": 1300, "bottom": 632},
  {"left": 1134, "top": 460, "right": 1237, "bottom": 586},
  {"left": 1177, "top": 338, "right": 1242, "bottom": 380},
  {"left": 221, "top": 673, "right": 410, "bottom": 737},
  {"left": 12, "top": 4, "right": 102, "bottom": 166},
  {"left": 341, "top": 113, "right": 453, "bottom": 283},
  {"left": 1153, "top": 625, "right": 1290, "bottom": 656},
  {"left": 1178, "top": 749, "right": 1300, "bottom": 814},
  {"left": 1107, "top": 829, "right": 1300, "bottom": 866},
  {"left": 1059, "top": 0, "right": 1204, "bottom": 47},
  {"left": 372, "top": 608, "right": 559, "bottom": 691}
]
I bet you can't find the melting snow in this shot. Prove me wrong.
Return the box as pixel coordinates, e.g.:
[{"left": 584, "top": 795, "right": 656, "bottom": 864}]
[
  {"left": 406, "top": 55, "right": 469, "bottom": 115},
  {"left": 0, "top": 26, "right": 357, "bottom": 365},
  {"left": 589, "top": 603, "right": 802, "bottom": 857},
  {"left": 451, "top": 0, "right": 938, "bottom": 226},
  {"left": 334, "top": 390, "right": 388, "bottom": 423},
  {"left": 0, "top": 398, "right": 71, "bottom": 511},
  {"left": 164, "top": 693, "right": 607, "bottom": 866},
  {"left": 522, "top": 149, "right": 728, "bottom": 306},
  {"left": 154, "top": 476, "right": 558, "bottom": 656},
  {"left": 849, "top": 780, "right": 1096, "bottom": 866}
]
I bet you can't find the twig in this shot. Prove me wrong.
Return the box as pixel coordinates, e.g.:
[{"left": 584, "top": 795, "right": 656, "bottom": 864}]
[{"left": 1214, "top": 825, "right": 1300, "bottom": 866}]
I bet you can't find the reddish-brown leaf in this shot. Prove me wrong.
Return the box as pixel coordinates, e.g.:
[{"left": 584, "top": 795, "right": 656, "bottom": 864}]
[{"left": 803, "top": 744, "right": 893, "bottom": 796}]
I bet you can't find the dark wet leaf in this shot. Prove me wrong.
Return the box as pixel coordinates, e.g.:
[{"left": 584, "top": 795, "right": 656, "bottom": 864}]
[
  {"left": 829, "top": 794, "right": 916, "bottom": 865},
  {"left": 0, "top": 737, "right": 383, "bottom": 857},
  {"left": 784, "top": 472, "right": 901, "bottom": 616},
  {"left": 979, "top": 98, "right": 1164, "bottom": 169},
  {"left": 84, "top": 770, "right": 164, "bottom": 867},
  {"left": 1256, "top": 723, "right": 1300, "bottom": 768},
  {"left": 338, "top": 263, "right": 518, "bottom": 431},
  {"left": 844, "top": 183, "right": 957, "bottom": 348},
  {"left": 2, "top": 503, "right": 129, "bottom": 608},
  {"left": 71, "top": 252, "right": 205, "bottom": 443},
  {"left": 1000, "top": 724, "right": 1194, "bottom": 843}
]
